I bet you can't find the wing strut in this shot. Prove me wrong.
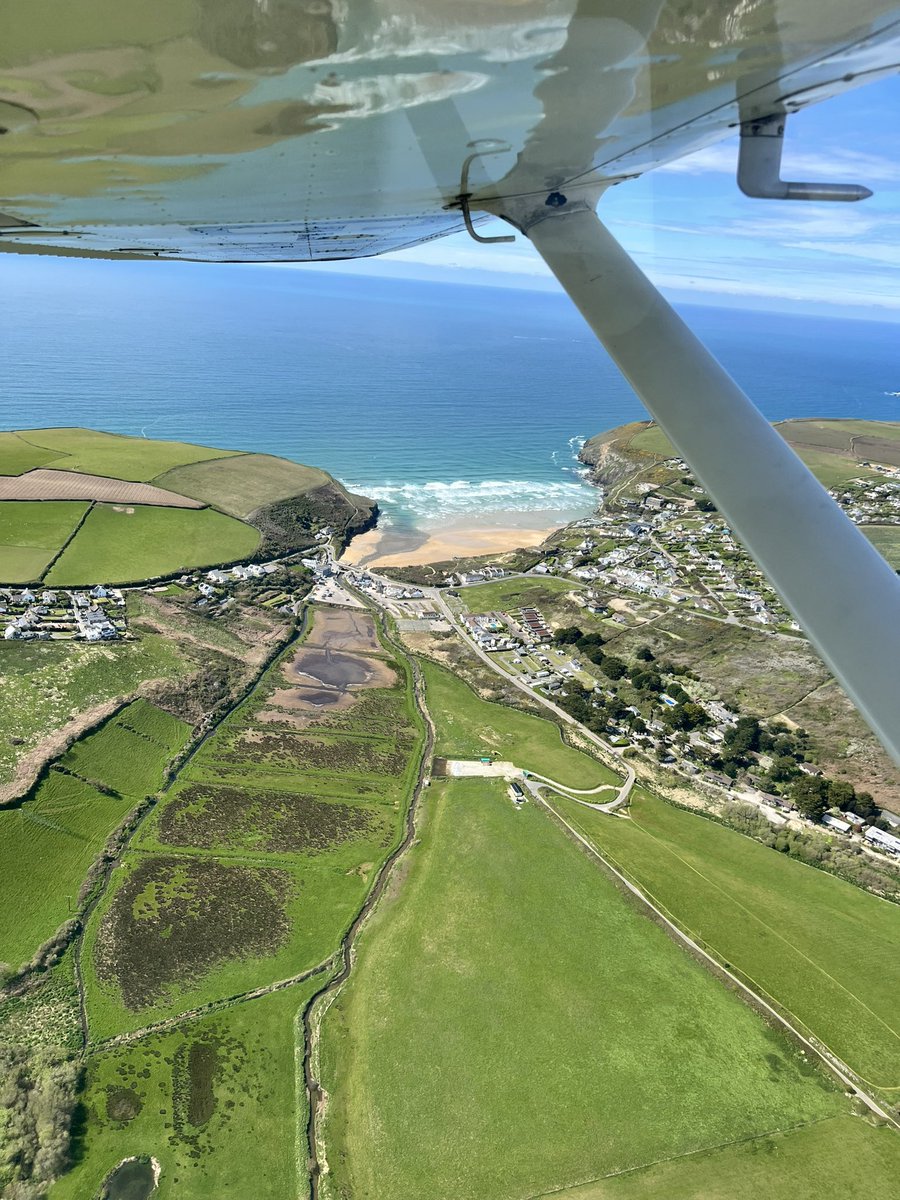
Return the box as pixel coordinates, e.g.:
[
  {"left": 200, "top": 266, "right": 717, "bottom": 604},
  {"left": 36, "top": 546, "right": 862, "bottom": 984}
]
[{"left": 505, "top": 198, "right": 900, "bottom": 763}]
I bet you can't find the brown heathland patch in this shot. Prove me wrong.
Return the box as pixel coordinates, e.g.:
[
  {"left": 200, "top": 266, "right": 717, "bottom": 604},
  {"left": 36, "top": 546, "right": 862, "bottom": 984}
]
[
  {"left": 94, "top": 856, "right": 292, "bottom": 1009},
  {"left": 0, "top": 468, "right": 204, "bottom": 507},
  {"left": 158, "top": 782, "right": 384, "bottom": 854}
]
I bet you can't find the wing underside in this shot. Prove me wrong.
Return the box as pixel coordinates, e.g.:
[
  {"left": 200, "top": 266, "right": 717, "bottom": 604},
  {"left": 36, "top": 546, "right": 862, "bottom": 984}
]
[{"left": 2, "top": 0, "right": 900, "bottom": 261}]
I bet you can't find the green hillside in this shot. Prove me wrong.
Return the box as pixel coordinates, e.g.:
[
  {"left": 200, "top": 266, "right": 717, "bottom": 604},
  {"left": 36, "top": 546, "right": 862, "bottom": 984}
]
[{"left": 0, "top": 428, "right": 374, "bottom": 584}]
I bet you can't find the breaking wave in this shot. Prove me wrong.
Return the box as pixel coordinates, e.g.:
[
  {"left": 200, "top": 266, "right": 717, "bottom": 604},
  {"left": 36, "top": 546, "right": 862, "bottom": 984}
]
[{"left": 347, "top": 477, "right": 596, "bottom": 522}]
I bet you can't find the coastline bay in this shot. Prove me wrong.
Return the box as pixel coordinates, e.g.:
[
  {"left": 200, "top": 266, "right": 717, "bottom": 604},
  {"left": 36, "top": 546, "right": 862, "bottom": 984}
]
[{"left": 3, "top": 263, "right": 899, "bottom": 541}]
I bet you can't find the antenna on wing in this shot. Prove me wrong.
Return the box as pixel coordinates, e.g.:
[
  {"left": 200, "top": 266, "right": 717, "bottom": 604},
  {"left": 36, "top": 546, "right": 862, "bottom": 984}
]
[{"left": 737, "top": 114, "right": 872, "bottom": 202}]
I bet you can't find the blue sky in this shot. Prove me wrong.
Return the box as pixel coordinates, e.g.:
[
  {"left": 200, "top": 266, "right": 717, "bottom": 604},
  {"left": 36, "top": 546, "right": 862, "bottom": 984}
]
[{"left": 326, "top": 74, "right": 900, "bottom": 321}]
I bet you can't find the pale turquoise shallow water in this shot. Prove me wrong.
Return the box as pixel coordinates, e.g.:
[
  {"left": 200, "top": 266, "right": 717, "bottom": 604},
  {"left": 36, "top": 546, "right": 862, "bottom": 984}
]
[{"left": 2, "top": 256, "right": 898, "bottom": 531}]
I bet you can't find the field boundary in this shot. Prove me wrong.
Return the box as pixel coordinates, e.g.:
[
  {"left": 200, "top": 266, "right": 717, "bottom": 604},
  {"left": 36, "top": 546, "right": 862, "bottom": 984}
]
[
  {"left": 523, "top": 1114, "right": 846, "bottom": 1200},
  {"left": 302, "top": 614, "right": 434, "bottom": 1200},
  {"left": 32, "top": 498, "right": 95, "bottom": 583}
]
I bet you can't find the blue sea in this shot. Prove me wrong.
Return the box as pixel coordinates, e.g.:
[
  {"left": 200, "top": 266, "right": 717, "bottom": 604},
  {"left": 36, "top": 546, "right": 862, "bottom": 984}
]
[{"left": 2, "top": 256, "right": 899, "bottom": 533}]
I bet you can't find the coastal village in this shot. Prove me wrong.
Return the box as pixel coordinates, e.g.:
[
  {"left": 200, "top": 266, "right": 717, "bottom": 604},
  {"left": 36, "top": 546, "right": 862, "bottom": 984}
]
[
  {"left": 2, "top": 585, "right": 126, "bottom": 642},
  {"left": 337, "top": 453, "right": 900, "bottom": 867}
]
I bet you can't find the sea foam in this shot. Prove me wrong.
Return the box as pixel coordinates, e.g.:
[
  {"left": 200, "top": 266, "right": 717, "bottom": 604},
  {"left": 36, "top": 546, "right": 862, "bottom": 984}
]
[{"left": 348, "top": 477, "right": 596, "bottom": 523}]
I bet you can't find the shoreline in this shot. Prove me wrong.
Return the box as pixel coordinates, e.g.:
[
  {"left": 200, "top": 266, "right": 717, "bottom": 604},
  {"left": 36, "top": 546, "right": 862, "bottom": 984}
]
[{"left": 340, "top": 521, "right": 564, "bottom": 568}]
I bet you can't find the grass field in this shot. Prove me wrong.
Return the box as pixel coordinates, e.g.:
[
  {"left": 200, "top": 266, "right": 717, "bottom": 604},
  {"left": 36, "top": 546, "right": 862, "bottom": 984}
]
[
  {"left": 0, "top": 627, "right": 190, "bottom": 786},
  {"left": 626, "top": 421, "right": 892, "bottom": 487},
  {"left": 552, "top": 789, "right": 900, "bottom": 1089},
  {"left": 82, "top": 611, "right": 424, "bottom": 1037},
  {"left": 459, "top": 574, "right": 584, "bottom": 614},
  {"left": 154, "top": 453, "right": 331, "bottom": 518},
  {"left": 863, "top": 523, "right": 900, "bottom": 568},
  {"left": 0, "top": 701, "right": 189, "bottom": 969},
  {"left": 14, "top": 428, "right": 239, "bottom": 482},
  {"left": 51, "top": 980, "right": 320, "bottom": 1200},
  {"left": 421, "top": 658, "right": 616, "bottom": 788},
  {"left": 62, "top": 699, "right": 190, "bottom": 796},
  {"left": 0, "top": 499, "right": 89, "bottom": 582},
  {"left": 0, "top": 773, "right": 128, "bottom": 969},
  {"left": 555, "top": 1115, "right": 900, "bottom": 1200},
  {"left": 784, "top": 448, "right": 882, "bottom": 489},
  {"left": 44, "top": 503, "right": 259, "bottom": 585},
  {"left": 0, "top": 432, "right": 63, "bottom": 476},
  {"left": 626, "top": 424, "right": 673, "bottom": 458},
  {"left": 318, "top": 776, "right": 851, "bottom": 1200}
]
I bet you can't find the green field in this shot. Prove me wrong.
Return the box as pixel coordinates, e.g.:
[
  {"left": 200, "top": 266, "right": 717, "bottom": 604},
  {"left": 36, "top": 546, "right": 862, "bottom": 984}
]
[
  {"left": 44, "top": 503, "right": 260, "bottom": 585},
  {"left": 155, "top": 453, "right": 331, "bottom": 518},
  {"left": 0, "top": 701, "right": 189, "bottom": 969},
  {"left": 421, "top": 658, "right": 616, "bottom": 788},
  {"left": 13, "top": 428, "right": 239, "bottom": 482},
  {"left": 785, "top": 448, "right": 882, "bottom": 489},
  {"left": 81, "top": 612, "right": 424, "bottom": 1037},
  {"left": 0, "top": 626, "right": 190, "bottom": 786},
  {"left": 552, "top": 789, "right": 900, "bottom": 1089},
  {"left": 626, "top": 424, "right": 674, "bottom": 458},
  {"left": 0, "top": 432, "right": 64, "bottom": 476},
  {"left": 626, "top": 421, "right": 894, "bottom": 488},
  {"left": 459, "top": 573, "right": 584, "bottom": 613},
  {"left": 63, "top": 698, "right": 190, "bottom": 796},
  {"left": 51, "top": 981, "right": 320, "bottom": 1200},
  {"left": 319, "top": 776, "right": 853, "bottom": 1200},
  {"left": 556, "top": 1116, "right": 900, "bottom": 1200},
  {"left": 0, "top": 499, "right": 89, "bottom": 582},
  {"left": 0, "top": 428, "right": 365, "bottom": 583},
  {"left": 863, "top": 524, "right": 900, "bottom": 568}
]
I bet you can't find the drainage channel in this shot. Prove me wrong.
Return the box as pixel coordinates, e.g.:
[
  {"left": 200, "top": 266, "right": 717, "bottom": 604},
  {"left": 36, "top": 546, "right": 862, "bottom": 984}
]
[{"left": 300, "top": 641, "right": 435, "bottom": 1199}]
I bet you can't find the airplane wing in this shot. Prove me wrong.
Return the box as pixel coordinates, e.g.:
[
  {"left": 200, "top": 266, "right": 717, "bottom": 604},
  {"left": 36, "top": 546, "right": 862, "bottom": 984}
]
[
  {"left": 3, "top": 1, "right": 900, "bottom": 762},
  {"left": 2, "top": 0, "right": 900, "bottom": 261}
]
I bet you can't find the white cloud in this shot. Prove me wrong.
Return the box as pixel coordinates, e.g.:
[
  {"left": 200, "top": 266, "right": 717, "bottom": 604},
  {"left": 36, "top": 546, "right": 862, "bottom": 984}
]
[
  {"left": 786, "top": 238, "right": 900, "bottom": 266},
  {"left": 648, "top": 268, "right": 900, "bottom": 311},
  {"left": 660, "top": 139, "right": 900, "bottom": 185}
]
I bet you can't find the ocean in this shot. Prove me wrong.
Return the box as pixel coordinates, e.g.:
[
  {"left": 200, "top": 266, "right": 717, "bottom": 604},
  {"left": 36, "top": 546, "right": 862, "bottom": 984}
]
[{"left": 2, "top": 256, "right": 898, "bottom": 533}]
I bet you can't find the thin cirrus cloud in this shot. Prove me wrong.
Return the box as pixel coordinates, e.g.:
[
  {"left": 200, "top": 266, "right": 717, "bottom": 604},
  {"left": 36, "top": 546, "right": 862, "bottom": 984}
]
[{"left": 659, "top": 139, "right": 900, "bottom": 185}]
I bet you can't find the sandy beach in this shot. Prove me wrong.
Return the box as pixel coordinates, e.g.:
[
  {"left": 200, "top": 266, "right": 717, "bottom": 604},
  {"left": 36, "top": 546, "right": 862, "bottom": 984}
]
[{"left": 341, "top": 521, "right": 559, "bottom": 568}]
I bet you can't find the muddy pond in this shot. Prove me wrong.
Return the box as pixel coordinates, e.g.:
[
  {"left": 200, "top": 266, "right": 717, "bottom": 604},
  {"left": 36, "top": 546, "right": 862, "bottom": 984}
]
[{"left": 102, "top": 1158, "right": 157, "bottom": 1199}]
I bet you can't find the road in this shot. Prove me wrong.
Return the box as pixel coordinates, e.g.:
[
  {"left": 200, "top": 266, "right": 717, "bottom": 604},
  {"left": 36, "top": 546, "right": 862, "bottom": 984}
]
[
  {"left": 443, "top": 758, "right": 632, "bottom": 813},
  {"left": 335, "top": 558, "right": 636, "bottom": 810}
]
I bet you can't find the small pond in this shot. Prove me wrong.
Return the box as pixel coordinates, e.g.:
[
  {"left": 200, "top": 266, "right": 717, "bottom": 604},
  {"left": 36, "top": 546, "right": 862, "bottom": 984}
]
[{"left": 103, "top": 1158, "right": 157, "bottom": 1200}]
